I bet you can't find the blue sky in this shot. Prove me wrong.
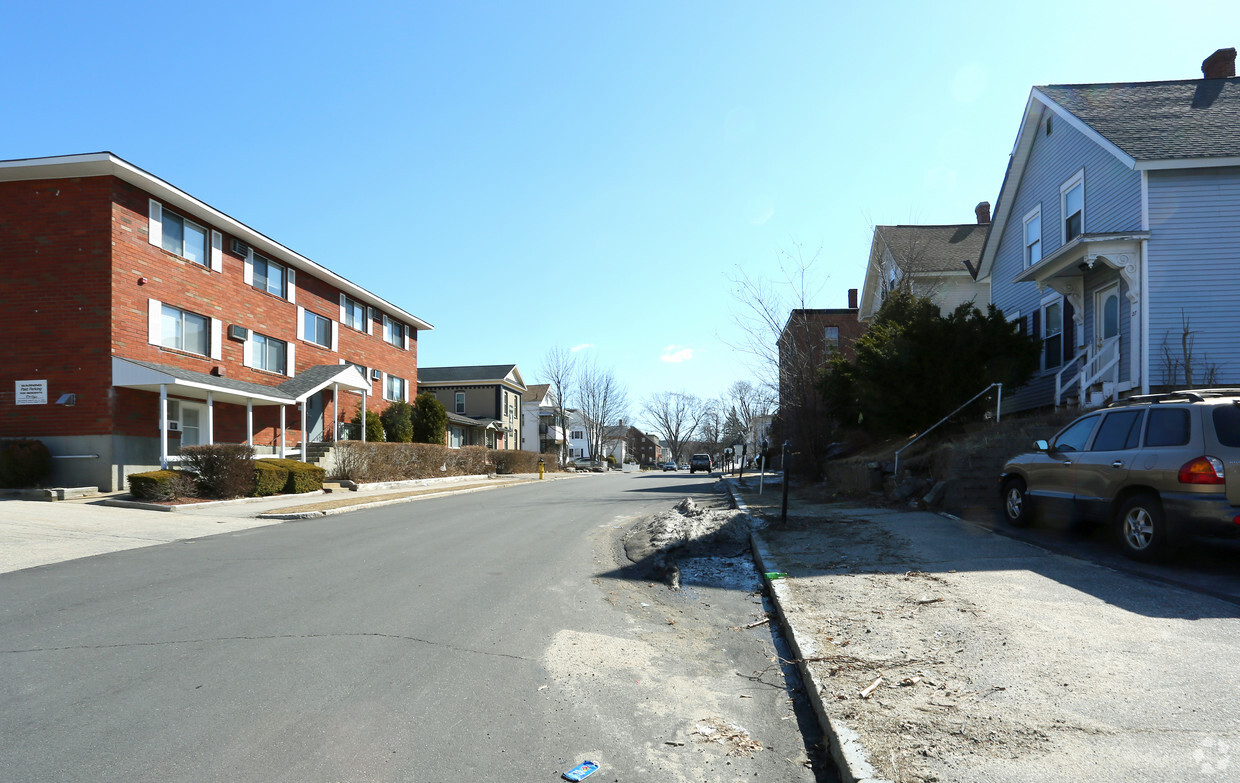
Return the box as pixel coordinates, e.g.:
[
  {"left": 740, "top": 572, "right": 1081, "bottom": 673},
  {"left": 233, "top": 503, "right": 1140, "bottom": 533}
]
[{"left": 7, "top": 1, "right": 1240, "bottom": 425}]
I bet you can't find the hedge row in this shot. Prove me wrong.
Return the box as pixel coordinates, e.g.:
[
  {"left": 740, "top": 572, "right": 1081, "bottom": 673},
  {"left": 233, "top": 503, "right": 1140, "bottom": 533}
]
[
  {"left": 127, "top": 445, "right": 325, "bottom": 501},
  {"left": 333, "top": 442, "right": 560, "bottom": 483}
]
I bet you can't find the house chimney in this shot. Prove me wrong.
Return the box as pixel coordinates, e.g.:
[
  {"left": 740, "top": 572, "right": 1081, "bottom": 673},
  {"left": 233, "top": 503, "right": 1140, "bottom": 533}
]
[
  {"left": 975, "top": 201, "right": 992, "bottom": 224},
  {"left": 847, "top": 288, "right": 858, "bottom": 309},
  {"left": 1202, "top": 47, "right": 1237, "bottom": 79}
]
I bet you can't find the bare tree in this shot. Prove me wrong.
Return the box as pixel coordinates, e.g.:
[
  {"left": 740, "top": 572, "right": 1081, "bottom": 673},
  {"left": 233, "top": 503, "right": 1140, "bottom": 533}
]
[
  {"left": 727, "top": 244, "right": 844, "bottom": 473},
  {"left": 723, "top": 243, "right": 826, "bottom": 397},
  {"left": 724, "top": 380, "right": 775, "bottom": 441},
  {"left": 694, "top": 398, "right": 723, "bottom": 459},
  {"left": 539, "top": 346, "right": 577, "bottom": 465},
  {"left": 1161, "top": 310, "right": 1219, "bottom": 389},
  {"left": 643, "top": 391, "right": 707, "bottom": 464},
  {"left": 576, "top": 359, "right": 629, "bottom": 462}
]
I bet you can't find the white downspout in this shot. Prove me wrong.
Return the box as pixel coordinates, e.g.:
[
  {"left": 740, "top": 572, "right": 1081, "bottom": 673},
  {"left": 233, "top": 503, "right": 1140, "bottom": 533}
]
[
  {"left": 279, "top": 406, "right": 286, "bottom": 458},
  {"left": 300, "top": 401, "right": 308, "bottom": 462},
  {"left": 361, "top": 391, "right": 367, "bottom": 443},
  {"left": 159, "top": 384, "right": 168, "bottom": 470},
  {"left": 206, "top": 392, "right": 214, "bottom": 445},
  {"left": 246, "top": 400, "right": 253, "bottom": 446}
]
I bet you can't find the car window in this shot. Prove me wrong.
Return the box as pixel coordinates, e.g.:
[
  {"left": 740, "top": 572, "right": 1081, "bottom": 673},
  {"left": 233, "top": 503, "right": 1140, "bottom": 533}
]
[
  {"left": 1052, "top": 414, "right": 1099, "bottom": 452},
  {"left": 1090, "top": 409, "right": 1144, "bottom": 451},
  {"left": 1213, "top": 405, "right": 1240, "bottom": 447},
  {"left": 1145, "top": 407, "right": 1191, "bottom": 447}
]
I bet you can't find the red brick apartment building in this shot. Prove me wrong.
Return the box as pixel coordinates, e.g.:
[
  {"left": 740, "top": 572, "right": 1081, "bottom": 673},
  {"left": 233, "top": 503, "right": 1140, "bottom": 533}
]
[{"left": 0, "top": 153, "right": 432, "bottom": 491}]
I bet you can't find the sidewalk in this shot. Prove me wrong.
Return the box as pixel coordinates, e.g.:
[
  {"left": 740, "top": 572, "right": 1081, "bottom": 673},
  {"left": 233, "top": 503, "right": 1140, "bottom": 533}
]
[
  {"left": 729, "top": 477, "right": 1240, "bottom": 783},
  {"left": 0, "top": 472, "right": 572, "bottom": 576}
]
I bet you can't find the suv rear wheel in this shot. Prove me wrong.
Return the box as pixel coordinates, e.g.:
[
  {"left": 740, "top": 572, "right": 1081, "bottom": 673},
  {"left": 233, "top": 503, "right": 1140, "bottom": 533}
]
[
  {"left": 1116, "top": 493, "right": 1175, "bottom": 562},
  {"left": 1002, "top": 478, "right": 1033, "bottom": 527}
]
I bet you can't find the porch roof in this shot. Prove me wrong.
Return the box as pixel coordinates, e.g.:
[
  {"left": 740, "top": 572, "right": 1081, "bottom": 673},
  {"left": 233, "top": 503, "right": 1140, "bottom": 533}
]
[
  {"left": 112, "top": 357, "right": 370, "bottom": 406},
  {"left": 1013, "top": 232, "right": 1149, "bottom": 285},
  {"left": 445, "top": 411, "right": 503, "bottom": 430}
]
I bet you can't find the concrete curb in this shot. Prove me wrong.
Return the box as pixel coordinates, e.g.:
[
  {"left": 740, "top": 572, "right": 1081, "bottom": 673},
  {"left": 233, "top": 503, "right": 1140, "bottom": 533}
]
[
  {"left": 256, "top": 478, "right": 538, "bottom": 520},
  {"left": 724, "top": 479, "right": 892, "bottom": 783},
  {"left": 101, "top": 490, "right": 326, "bottom": 513}
]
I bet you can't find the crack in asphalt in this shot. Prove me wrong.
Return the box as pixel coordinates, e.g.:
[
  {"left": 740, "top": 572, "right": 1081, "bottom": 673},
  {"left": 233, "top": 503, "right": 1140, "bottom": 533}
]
[{"left": 1, "top": 632, "right": 532, "bottom": 661}]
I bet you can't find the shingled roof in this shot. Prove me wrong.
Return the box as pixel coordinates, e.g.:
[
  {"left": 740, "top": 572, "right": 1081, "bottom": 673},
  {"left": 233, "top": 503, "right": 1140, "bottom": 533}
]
[
  {"left": 874, "top": 224, "right": 988, "bottom": 274},
  {"left": 1037, "top": 77, "right": 1240, "bottom": 161}
]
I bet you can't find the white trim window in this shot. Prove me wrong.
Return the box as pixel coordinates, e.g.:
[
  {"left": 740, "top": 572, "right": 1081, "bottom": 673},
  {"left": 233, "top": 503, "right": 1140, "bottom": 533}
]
[
  {"left": 455, "top": 391, "right": 466, "bottom": 414},
  {"left": 252, "top": 253, "right": 287, "bottom": 297},
  {"left": 1041, "top": 296, "right": 1064, "bottom": 371},
  {"left": 303, "top": 309, "right": 332, "bottom": 348},
  {"left": 1061, "top": 170, "right": 1084, "bottom": 243},
  {"left": 342, "top": 294, "right": 366, "bottom": 332},
  {"left": 159, "top": 209, "right": 209, "bottom": 266},
  {"left": 385, "top": 374, "right": 406, "bottom": 402},
  {"left": 160, "top": 304, "right": 210, "bottom": 356},
  {"left": 383, "top": 316, "right": 406, "bottom": 349},
  {"left": 1023, "top": 206, "right": 1042, "bottom": 268},
  {"left": 251, "top": 333, "right": 288, "bottom": 375}
]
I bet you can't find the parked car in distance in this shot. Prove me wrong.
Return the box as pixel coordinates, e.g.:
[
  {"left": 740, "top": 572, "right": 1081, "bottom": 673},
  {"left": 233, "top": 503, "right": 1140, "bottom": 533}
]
[
  {"left": 689, "top": 453, "right": 712, "bottom": 474},
  {"left": 569, "top": 457, "right": 605, "bottom": 472},
  {"left": 679, "top": 463, "right": 688, "bottom": 471},
  {"left": 662, "top": 462, "right": 677, "bottom": 471},
  {"left": 999, "top": 389, "right": 1240, "bottom": 562}
]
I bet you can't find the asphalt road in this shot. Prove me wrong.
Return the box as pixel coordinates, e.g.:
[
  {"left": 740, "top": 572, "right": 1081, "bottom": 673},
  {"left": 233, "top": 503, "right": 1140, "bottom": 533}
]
[{"left": 0, "top": 471, "right": 821, "bottom": 782}]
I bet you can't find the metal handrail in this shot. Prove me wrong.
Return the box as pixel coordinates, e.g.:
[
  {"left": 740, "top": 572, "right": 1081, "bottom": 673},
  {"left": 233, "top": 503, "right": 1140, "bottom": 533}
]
[{"left": 893, "top": 383, "right": 1003, "bottom": 476}]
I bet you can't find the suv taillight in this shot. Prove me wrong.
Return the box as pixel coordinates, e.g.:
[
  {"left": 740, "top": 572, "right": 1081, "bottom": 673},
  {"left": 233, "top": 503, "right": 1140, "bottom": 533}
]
[{"left": 1178, "top": 456, "right": 1225, "bottom": 485}]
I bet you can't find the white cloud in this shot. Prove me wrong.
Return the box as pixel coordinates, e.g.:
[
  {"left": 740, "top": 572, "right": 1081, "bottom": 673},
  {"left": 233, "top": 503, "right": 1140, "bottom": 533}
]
[
  {"left": 570, "top": 343, "right": 594, "bottom": 353},
  {"left": 661, "top": 345, "right": 694, "bottom": 363}
]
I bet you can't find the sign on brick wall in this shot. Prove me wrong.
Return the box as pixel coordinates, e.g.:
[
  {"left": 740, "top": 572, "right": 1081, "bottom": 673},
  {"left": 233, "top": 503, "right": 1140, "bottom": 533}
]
[{"left": 15, "top": 380, "right": 47, "bottom": 405}]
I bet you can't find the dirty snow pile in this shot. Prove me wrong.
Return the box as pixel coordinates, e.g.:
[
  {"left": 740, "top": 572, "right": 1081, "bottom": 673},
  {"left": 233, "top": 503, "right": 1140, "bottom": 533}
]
[{"left": 622, "top": 498, "right": 764, "bottom": 588}]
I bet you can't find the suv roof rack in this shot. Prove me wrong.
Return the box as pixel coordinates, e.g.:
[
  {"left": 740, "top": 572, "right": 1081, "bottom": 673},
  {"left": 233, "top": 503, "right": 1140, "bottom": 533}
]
[{"left": 1105, "top": 388, "right": 1240, "bottom": 408}]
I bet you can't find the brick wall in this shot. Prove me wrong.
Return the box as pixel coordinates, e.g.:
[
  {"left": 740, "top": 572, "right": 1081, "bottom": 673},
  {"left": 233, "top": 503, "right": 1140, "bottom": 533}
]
[
  {"left": 0, "top": 177, "right": 114, "bottom": 437},
  {"left": 1, "top": 173, "right": 423, "bottom": 449},
  {"left": 109, "top": 177, "right": 419, "bottom": 442}
]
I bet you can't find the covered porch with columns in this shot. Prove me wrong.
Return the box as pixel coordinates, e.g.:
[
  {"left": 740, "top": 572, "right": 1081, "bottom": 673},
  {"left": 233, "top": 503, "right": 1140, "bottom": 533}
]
[
  {"left": 1013, "top": 232, "right": 1148, "bottom": 407},
  {"left": 112, "top": 357, "right": 373, "bottom": 469}
]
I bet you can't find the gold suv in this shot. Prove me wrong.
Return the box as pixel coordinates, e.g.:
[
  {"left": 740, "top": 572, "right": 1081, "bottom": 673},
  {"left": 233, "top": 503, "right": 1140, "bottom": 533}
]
[{"left": 999, "top": 389, "right": 1240, "bottom": 562}]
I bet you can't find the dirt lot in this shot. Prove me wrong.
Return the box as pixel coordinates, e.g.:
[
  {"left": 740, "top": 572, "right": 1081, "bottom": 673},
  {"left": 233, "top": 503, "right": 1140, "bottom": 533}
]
[{"left": 738, "top": 483, "right": 1240, "bottom": 783}]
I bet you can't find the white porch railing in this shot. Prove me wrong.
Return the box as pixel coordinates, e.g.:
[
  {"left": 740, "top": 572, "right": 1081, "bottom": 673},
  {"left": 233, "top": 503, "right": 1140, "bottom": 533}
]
[
  {"left": 1055, "top": 352, "right": 1087, "bottom": 407},
  {"left": 1056, "top": 340, "right": 1120, "bottom": 408}
]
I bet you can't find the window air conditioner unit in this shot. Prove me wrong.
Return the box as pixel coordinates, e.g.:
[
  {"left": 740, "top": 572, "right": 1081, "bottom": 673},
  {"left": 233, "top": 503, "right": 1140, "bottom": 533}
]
[
  {"left": 371, "top": 369, "right": 382, "bottom": 381},
  {"left": 228, "top": 324, "right": 249, "bottom": 341},
  {"left": 231, "top": 238, "right": 250, "bottom": 257}
]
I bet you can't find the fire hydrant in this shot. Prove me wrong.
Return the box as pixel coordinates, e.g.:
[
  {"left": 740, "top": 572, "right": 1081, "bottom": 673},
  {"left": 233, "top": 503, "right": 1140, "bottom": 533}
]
[{"left": 538, "top": 458, "right": 545, "bottom": 479}]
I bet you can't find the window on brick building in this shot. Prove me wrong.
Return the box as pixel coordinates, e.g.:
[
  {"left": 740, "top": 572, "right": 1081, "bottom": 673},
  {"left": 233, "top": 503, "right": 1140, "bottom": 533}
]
[
  {"left": 303, "top": 310, "right": 332, "bottom": 348},
  {"left": 252, "top": 333, "right": 287, "bottom": 374},
  {"left": 824, "top": 326, "right": 840, "bottom": 351},
  {"left": 252, "top": 254, "right": 286, "bottom": 297},
  {"left": 455, "top": 392, "right": 466, "bottom": 413},
  {"left": 160, "top": 211, "right": 208, "bottom": 266},
  {"left": 385, "top": 374, "right": 406, "bottom": 402},
  {"left": 160, "top": 304, "right": 210, "bottom": 356},
  {"left": 342, "top": 295, "right": 366, "bottom": 331},
  {"left": 383, "top": 315, "right": 406, "bottom": 349}
]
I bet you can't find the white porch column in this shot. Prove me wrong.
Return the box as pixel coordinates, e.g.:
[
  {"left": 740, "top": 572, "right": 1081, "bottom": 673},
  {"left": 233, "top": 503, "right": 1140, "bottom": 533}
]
[
  {"left": 206, "top": 392, "right": 215, "bottom": 445},
  {"left": 300, "top": 401, "right": 308, "bottom": 462},
  {"left": 246, "top": 400, "right": 253, "bottom": 446},
  {"left": 279, "top": 406, "right": 286, "bottom": 458},
  {"left": 361, "top": 391, "right": 367, "bottom": 443},
  {"left": 159, "top": 384, "right": 168, "bottom": 470},
  {"left": 333, "top": 383, "right": 339, "bottom": 442}
]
